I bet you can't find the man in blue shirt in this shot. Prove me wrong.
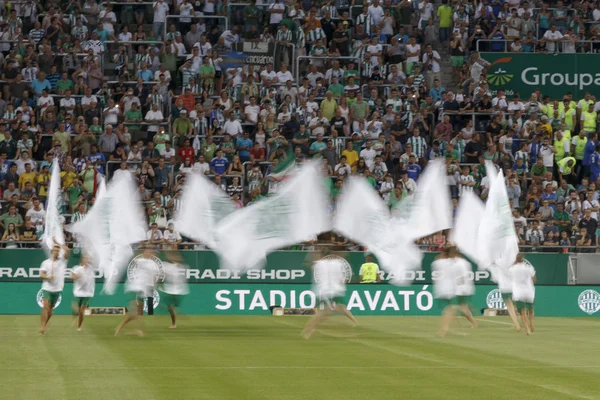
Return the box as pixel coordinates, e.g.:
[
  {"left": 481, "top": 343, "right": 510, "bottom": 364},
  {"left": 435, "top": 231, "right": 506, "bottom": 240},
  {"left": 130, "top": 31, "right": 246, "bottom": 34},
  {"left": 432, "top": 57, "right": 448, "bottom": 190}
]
[
  {"left": 31, "top": 72, "right": 52, "bottom": 97},
  {"left": 87, "top": 145, "right": 107, "bottom": 175},
  {"left": 236, "top": 132, "right": 253, "bottom": 163},
  {"left": 583, "top": 132, "right": 598, "bottom": 177},
  {"left": 429, "top": 79, "right": 444, "bottom": 102},
  {"left": 137, "top": 62, "right": 154, "bottom": 82},
  {"left": 210, "top": 150, "right": 229, "bottom": 177},
  {"left": 406, "top": 154, "right": 422, "bottom": 181},
  {"left": 590, "top": 143, "right": 600, "bottom": 183}
]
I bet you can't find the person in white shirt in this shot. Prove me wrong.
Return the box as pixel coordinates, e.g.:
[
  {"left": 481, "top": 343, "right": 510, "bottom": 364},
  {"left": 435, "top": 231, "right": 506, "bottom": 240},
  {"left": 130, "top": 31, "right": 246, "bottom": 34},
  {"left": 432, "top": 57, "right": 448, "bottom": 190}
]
[
  {"left": 153, "top": 0, "right": 169, "bottom": 40},
  {"left": 360, "top": 141, "right": 377, "bottom": 170},
  {"left": 489, "top": 261, "right": 522, "bottom": 332},
  {"left": 244, "top": 96, "right": 261, "bottom": 125},
  {"left": 159, "top": 251, "right": 189, "bottom": 328},
  {"left": 422, "top": 44, "right": 441, "bottom": 89},
  {"left": 432, "top": 248, "right": 456, "bottom": 337},
  {"left": 163, "top": 223, "right": 182, "bottom": 249},
  {"left": 418, "top": 0, "right": 434, "bottom": 28},
  {"left": 99, "top": 5, "right": 117, "bottom": 33},
  {"left": 543, "top": 24, "right": 563, "bottom": 53},
  {"left": 268, "top": 0, "right": 285, "bottom": 29},
  {"left": 103, "top": 98, "right": 120, "bottom": 126},
  {"left": 458, "top": 166, "right": 475, "bottom": 197},
  {"left": 223, "top": 112, "right": 243, "bottom": 137},
  {"left": 145, "top": 103, "right": 164, "bottom": 137},
  {"left": 509, "top": 254, "right": 536, "bottom": 335},
  {"left": 39, "top": 242, "right": 70, "bottom": 334},
  {"left": 276, "top": 63, "right": 293, "bottom": 83},
  {"left": 405, "top": 37, "right": 421, "bottom": 74},
  {"left": 115, "top": 247, "right": 158, "bottom": 336},
  {"left": 70, "top": 255, "right": 95, "bottom": 331},
  {"left": 60, "top": 90, "right": 76, "bottom": 116},
  {"left": 507, "top": 96, "right": 525, "bottom": 112},
  {"left": 37, "top": 89, "right": 54, "bottom": 115},
  {"left": 193, "top": 154, "right": 210, "bottom": 174},
  {"left": 367, "top": 0, "right": 384, "bottom": 25}
]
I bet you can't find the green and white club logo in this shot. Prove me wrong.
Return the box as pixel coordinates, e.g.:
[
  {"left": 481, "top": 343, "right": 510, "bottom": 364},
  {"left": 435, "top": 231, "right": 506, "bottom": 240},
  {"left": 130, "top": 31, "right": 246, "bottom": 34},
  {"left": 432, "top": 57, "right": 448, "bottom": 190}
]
[
  {"left": 143, "top": 290, "right": 161, "bottom": 313},
  {"left": 486, "top": 289, "right": 506, "bottom": 309},
  {"left": 578, "top": 290, "right": 600, "bottom": 315},
  {"left": 315, "top": 255, "right": 353, "bottom": 283},
  {"left": 485, "top": 57, "right": 514, "bottom": 86},
  {"left": 127, "top": 254, "right": 165, "bottom": 283},
  {"left": 36, "top": 289, "right": 62, "bottom": 309}
]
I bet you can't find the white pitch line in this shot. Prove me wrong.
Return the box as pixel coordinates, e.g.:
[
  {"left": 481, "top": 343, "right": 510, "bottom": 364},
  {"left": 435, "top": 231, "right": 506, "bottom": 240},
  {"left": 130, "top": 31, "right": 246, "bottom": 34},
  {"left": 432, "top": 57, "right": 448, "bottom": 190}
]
[
  {"left": 2, "top": 366, "right": 600, "bottom": 371},
  {"left": 475, "top": 318, "right": 516, "bottom": 326}
]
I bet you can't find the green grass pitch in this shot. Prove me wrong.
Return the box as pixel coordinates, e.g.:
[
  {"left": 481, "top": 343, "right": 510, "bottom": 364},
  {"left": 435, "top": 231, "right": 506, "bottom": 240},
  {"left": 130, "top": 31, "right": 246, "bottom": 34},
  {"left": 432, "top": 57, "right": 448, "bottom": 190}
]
[{"left": 1, "top": 315, "right": 600, "bottom": 400}]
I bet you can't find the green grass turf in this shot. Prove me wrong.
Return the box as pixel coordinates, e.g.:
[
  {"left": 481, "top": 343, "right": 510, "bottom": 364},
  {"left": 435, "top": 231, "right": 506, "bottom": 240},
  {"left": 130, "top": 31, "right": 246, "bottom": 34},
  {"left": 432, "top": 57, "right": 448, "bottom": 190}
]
[{"left": 1, "top": 315, "right": 600, "bottom": 400}]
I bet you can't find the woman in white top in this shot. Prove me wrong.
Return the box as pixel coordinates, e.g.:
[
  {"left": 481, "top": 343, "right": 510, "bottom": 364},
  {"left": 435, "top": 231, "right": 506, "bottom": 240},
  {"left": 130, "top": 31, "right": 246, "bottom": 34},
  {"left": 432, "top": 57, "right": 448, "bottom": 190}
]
[
  {"left": 509, "top": 253, "right": 536, "bottom": 335},
  {"left": 453, "top": 250, "right": 478, "bottom": 329},
  {"left": 115, "top": 247, "right": 157, "bottom": 337},
  {"left": 301, "top": 250, "right": 357, "bottom": 339},
  {"left": 489, "top": 262, "right": 521, "bottom": 331},
  {"left": 159, "top": 251, "right": 189, "bottom": 328},
  {"left": 70, "top": 255, "right": 96, "bottom": 331},
  {"left": 432, "top": 249, "right": 456, "bottom": 337}
]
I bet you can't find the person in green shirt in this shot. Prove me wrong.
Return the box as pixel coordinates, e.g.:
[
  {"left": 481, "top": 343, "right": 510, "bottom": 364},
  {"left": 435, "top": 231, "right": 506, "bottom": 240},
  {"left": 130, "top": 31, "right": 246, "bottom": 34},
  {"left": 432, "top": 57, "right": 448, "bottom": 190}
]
[
  {"left": 343, "top": 62, "right": 359, "bottom": 84},
  {"left": 309, "top": 134, "right": 327, "bottom": 158},
  {"left": 56, "top": 73, "right": 74, "bottom": 95},
  {"left": 554, "top": 203, "right": 571, "bottom": 232},
  {"left": 327, "top": 76, "right": 344, "bottom": 99},
  {"left": 67, "top": 179, "right": 84, "bottom": 211},
  {"left": 243, "top": 0, "right": 260, "bottom": 31},
  {"left": 437, "top": 1, "right": 453, "bottom": 43},
  {"left": 530, "top": 159, "right": 547, "bottom": 182},
  {"left": 0, "top": 205, "right": 24, "bottom": 230},
  {"left": 202, "top": 135, "right": 217, "bottom": 160},
  {"left": 220, "top": 134, "right": 236, "bottom": 162},
  {"left": 350, "top": 93, "right": 369, "bottom": 122},
  {"left": 124, "top": 102, "right": 143, "bottom": 133},
  {"left": 389, "top": 186, "right": 406, "bottom": 210},
  {"left": 160, "top": 45, "right": 178, "bottom": 76},
  {"left": 199, "top": 57, "right": 216, "bottom": 87},
  {"left": 153, "top": 129, "right": 170, "bottom": 153},
  {"left": 172, "top": 111, "right": 193, "bottom": 147},
  {"left": 90, "top": 118, "right": 102, "bottom": 135}
]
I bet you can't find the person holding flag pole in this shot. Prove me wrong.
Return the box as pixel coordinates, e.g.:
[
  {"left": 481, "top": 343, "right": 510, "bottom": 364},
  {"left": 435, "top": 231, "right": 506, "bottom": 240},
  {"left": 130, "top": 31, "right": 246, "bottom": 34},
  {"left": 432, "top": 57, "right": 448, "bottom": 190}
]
[
  {"left": 159, "top": 251, "right": 189, "bottom": 329},
  {"left": 69, "top": 254, "right": 95, "bottom": 331},
  {"left": 39, "top": 241, "right": 70, "bottom": 334}
]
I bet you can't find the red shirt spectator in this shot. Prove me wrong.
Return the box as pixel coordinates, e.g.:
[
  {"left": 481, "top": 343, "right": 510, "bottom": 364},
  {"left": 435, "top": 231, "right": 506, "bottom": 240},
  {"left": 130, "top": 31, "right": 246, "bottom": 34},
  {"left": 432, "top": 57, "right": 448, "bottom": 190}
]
[
  {"left": 178, "top": 145, "right": 195, "bottom": 164},
  {"left": 249, "top": 144, "right": 265, "bottom": 162}
]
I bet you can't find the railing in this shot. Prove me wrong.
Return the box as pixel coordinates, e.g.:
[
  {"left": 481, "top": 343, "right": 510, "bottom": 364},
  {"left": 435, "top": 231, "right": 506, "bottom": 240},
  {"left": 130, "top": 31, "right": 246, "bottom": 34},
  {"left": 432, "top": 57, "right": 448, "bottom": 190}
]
[
  {"left": 476, "top": 39, "right": 600, "bottom": 53},
  {"left": 164, "top": 15, "right": 228, "bottom": 40},
  {"left": 294, "top": 56, "right": 361, "bottom": 87}
]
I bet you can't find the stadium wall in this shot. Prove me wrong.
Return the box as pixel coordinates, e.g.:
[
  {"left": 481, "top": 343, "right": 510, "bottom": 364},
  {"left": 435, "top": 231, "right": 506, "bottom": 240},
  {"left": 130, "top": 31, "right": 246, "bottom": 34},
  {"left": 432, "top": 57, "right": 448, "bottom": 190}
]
[{"left": 1, "top": 250, "right": 598, "bottom": 317}]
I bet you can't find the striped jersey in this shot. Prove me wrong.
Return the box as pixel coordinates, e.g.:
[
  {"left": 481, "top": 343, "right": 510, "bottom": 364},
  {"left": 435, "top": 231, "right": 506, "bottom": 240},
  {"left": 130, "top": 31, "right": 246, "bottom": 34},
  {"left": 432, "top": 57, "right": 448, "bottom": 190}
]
[
  {"left": 276, "top": 29, "right": 292, "bottom": 42},
  {"left": 407, "top": 135, "right": 427, "bottom": 158},
  {"left": 356, "top": 13, "right": 373, "bottom": 34}
]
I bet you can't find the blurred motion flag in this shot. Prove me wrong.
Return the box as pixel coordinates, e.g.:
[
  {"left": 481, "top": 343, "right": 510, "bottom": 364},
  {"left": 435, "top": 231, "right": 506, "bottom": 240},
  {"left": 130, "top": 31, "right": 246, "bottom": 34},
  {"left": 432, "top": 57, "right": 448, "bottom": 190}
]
[
  {"left": 450, "top": 191, "right": 485, "bottom": 264},
  {"left": 219, "top": 51, "right": 246, "bottom": 70},
  {"left": 175, "top": 171, "right": 236, "bottom": 249},
  {"left": 71, "top": 174, "right": 147, "bottom": 294},
  {"left": 478, "top": 169, "right": 519, "bottom": 270},
  {"left": 215, "top": 160, "right": 330, "bottom": 272},
  {"left": 402, "top": 159, "right": 453, "bottom": 240},
  {"left": 42, "top": 162, "right": 65, "bottom": 251},
  {"left": 334, "top": 176, "right": 422, "bottom": 285}
]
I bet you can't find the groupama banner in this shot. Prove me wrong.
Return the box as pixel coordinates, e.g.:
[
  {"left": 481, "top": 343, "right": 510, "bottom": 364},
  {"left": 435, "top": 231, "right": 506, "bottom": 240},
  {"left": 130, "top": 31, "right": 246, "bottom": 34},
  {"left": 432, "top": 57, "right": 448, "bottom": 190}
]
[
  {"left": 0, "top": 250, "right": 568, "bottom": 285},
  {"left": 2, "top": 283, "right": 599, "bottom": 317},
  {"left": 483, "top": 53, "right": 600, "bottom": 99}
]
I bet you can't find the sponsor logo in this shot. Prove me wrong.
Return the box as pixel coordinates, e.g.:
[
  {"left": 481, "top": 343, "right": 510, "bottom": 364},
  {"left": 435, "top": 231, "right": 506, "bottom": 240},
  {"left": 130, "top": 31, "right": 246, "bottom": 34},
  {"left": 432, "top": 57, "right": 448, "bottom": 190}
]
[
  {"left": 127, "top": 255, "right": 165, "bottom": 283},
  {"left": 578, "top": 289, "right": 600, "bottom": 315},
  {"left": 315, "top": 255, "right": 353, "bottom": 283},
  {"left": 36, "top": 289, "right": 62, "bottom": 309},
  {"left": 486, "top": 289, "right": 506, "bottom": 309},
  {"left": 143, "top": 290, "right": 161, "bottom": 313},
  {"left": 486, "top": 57, "right": 514, "bottom": 86}
]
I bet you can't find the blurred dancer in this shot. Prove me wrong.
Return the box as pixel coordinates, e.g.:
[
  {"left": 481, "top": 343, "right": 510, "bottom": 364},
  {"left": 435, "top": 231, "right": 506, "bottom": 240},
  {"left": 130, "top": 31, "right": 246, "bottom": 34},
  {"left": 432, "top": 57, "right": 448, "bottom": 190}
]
[
  {"left": 115, "top": 247, "right": 157, "bottom": 337},
  {"left": 302, "top": 250, "right": 357, "bottom": 339},
  {"left": 510, "top": 254, "right": 536, "bottom": 335},
  {"left": 160, "top": 251, "right": 189, "bottom": 328},
  {"left": 451, "top": 246, "right": 478, "bottom": 330},
  {"left": 489, "top": 262, "right": 521, "bottom": 331},
  {"left": 432, "top": 246, "right": 456, "bottom": 337},
  {"left": 39, "top": 242, "right": 70, "bottom": 334},
  {"left": 70, "top": 255, "right": 95, "bottom": 331}
]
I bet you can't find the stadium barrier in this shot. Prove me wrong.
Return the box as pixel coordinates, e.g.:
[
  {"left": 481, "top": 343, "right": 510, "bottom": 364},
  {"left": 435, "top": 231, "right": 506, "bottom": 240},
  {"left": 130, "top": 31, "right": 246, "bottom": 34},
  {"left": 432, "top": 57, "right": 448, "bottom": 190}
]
[
  {"left": 0, "top": 249, "right": 568, "bottom": 284},
  {"left": 1, "top": 283, "right": 599, "bottom": 317}
]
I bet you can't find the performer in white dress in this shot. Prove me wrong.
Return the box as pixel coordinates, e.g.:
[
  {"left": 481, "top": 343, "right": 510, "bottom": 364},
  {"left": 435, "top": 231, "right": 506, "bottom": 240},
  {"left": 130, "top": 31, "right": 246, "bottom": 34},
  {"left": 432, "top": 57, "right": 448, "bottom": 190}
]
[
  {"left": 115, "top": 247, "right": 158, "bottom": 337},
  {"left": 509, "top": 254, "right": 536, "bottom": 335},
  {"left": 302, "top": 250, "right": 357, "bottom": 339},
  {"left": 70, "top": 255, "right": 96, "bottom": 331},
  {"left": 159, "top": 251, "right": 189, "bottom": 329},
  {"left": 489, "top": 262, "right": 521, "bottom": 331}
]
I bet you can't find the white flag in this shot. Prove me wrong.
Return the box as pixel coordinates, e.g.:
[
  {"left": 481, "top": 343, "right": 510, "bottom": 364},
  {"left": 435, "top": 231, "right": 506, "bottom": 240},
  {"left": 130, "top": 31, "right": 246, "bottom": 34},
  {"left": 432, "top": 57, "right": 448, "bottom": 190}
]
[
  {"left": 175, "top": 172, "right": 236, "bottom": 249},
  {"left": 215, "top": 161, "right": 330, "bottom": 272},
  {"left": 334, "top": 177, "right": 422, "bottom": 285},
  {"left": 72, "top": 174, "right": 147, "bottom": 294},
  {"left": 478, "top": 170, "right": 519, "bottom": 270},
  {"left": 42, "top": 162, "right": 65, "bottom": 250},
  {"left": 403, "top": 159, "right": 452, "bottom": 240},
  {"left": 451, "top": 191, "right": 485, "bottom": 265}
]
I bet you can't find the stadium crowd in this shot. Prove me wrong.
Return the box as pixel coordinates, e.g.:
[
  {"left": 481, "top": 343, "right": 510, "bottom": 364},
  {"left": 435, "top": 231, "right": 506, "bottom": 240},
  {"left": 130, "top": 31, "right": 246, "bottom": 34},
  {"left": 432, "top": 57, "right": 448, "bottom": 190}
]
[{"left": 0, "top": 0, "right": 599, "bottom": 252}]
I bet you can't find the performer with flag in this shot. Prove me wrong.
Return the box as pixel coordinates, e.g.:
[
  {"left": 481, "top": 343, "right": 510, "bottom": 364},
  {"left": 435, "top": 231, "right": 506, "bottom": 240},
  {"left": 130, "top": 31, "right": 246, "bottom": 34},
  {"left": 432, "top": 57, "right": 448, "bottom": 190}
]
[
  {"left": 115, "top": 247, "right": 158, "bottom": 337},
  {"left": 432, "top": 247, "right": 457, "bottom": 338},
  {"left": 69, "top": 254, "right": 95, "bottom": 331},
  {"left": 160, "top": 251, "right": 189, "bottom": 329},
  {"left": 489, "top": 262, "right": 521, "bottom": 331},
  {"left": 39, "top": 241, "right": 70, "bottom": 334},
  {"left": 452, "top": 246, "right": 478, "bottom": 330},
  {"left": 301, "top": 250, "right": 357, "bottom": 340},
  {"left": 510, "top": 254, "right": 536, "bottom": 335}
]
